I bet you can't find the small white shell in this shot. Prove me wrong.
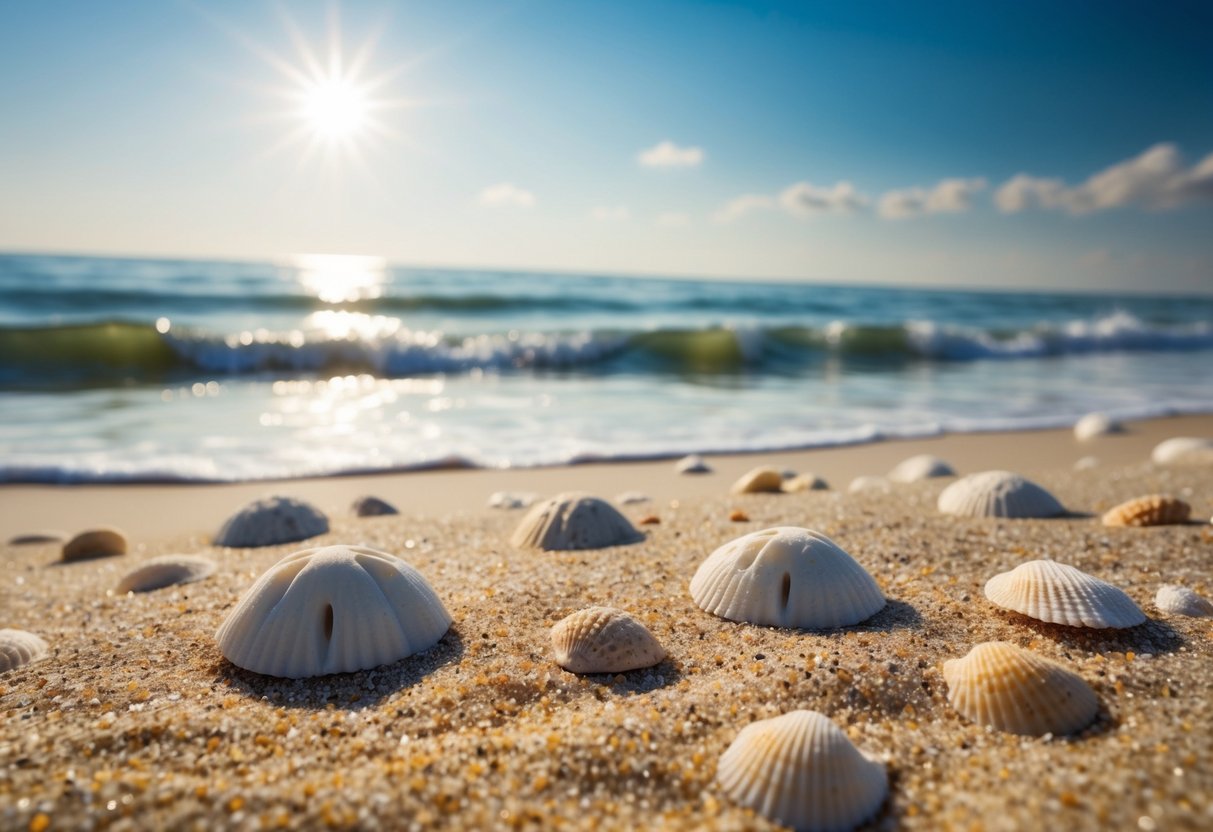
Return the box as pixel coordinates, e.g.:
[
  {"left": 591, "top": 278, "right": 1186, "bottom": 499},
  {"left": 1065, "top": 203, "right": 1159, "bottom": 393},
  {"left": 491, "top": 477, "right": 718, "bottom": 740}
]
[
  {"left": 984, "top": 560, "right": 1145, "bottom": 629},
  {"left": 550, "top": 607, "right": 666, "bottom": 673},
  {"left": 214, "top": 496, "right": 329, "bottom": 548},
  {"left": 731, "top": 467, "right": 784, "bottom": 494},
  {"left": 351, "top": 495, "right": 399, "bottom": 517},
  {"left": 614, "top": 491, "right": 651, "bottom": 505},
  {"left": 117, "top": 555, "right": 217, "bottom": 593},
  {"left": 690, "top": 527, "right": 885, "bottom": 629},
  {"left": 1073, "top": 412, "right": 1122, "bottom": 442},
  {"left": 942, "top": 642, "right": 1098, "bottom": 736},
  {"left": 937, "top": 470, "right": 1064, "bottom": 518},
  {"left": 1073, "top": 456, "right": 1100, "bottom": 471},
  {"left": 0, "top": 629, "right": 49, "bottom": 674},
  {"left": 888, "top": 454, "right": 956, "bottom": 483},
  {"left": 676, "top": 454, "right": 713, "bottom": 474},
  {"left": 782, "top": 473, "right": 829, "bottom": 492},
  {"left": 1151, "top": 437, "right": 1213, "bottom": 466},
  {"left": 847, "top": 475, "right": 889, "bottom": 494},
  {"left": 488, "top": 491, "right": 537, "bottom": 510},
  {"left": 510, "top": 493, "right": 643, "bottom": 550},
  {"left": 717, "top": 710, "right": 888, "bottom": 832},
  {"left": 62, "top": 527, "right": 127, "bottom": 562},
  {"left": 1155, "top": 585, "right": 1213, "bottom": 618},
  {"left": 215, "top": 544, "right": 451, "bottom": 679}
]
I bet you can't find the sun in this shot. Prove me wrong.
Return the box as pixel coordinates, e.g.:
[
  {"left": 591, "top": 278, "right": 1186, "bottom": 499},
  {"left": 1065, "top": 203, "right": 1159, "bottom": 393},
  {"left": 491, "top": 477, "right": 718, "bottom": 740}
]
[{"left": 300, "top": 78, "right": 369, "bottom": 140}]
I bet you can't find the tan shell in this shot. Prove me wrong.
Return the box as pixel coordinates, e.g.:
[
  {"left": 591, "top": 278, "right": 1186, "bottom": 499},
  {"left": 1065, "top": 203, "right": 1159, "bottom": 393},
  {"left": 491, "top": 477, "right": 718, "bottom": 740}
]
[
  {"left": 117, "top": 555, "right": 217, "bottom": 593},
  {"left": 937, "top": 470, "right": 1064, "bottom": 518},
  {"left": 943, "top": 642, "right": 1098, "bottom": 736},
  {"left": 717, "top": 710, "right": 888, "bottom": 832},
  {"left": 730, "top": 467, "right": 784, "bottom": 494},
  {"left": 550, "top": 607, "right": 666, "bottom": 674},
  {"left": 62, "top": 527, "right": 127, "bottom": 562},
  {"left": 510, "top": 493, "right": 643, "bottom": 551},
  {"left": 0, "top": 629, "right": 49, "bottom": 674},
  {"left": 1101, "top": 495, "right": 1191, "bottom": 527},
  {"left": 351, "top": 495, "right": 399, "bottom": 517},
  {"left": 214, "top": 495, "right": 329, "bottom": 548},
  {"left": 984, "top": 560, "right": 1145, "bottom": 629},
  {"left": 782, "top": 473, "right": 829, "bottom": 492},
  {"left": 1155, "top": 585, "right": 1213, "bottom": 617}
]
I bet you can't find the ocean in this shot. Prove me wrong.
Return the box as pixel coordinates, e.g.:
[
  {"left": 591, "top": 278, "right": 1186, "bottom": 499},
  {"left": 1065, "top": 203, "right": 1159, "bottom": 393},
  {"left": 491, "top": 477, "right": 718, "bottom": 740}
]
[{"left": 1, "top": 252, "right": 1211, "bottom": 483}]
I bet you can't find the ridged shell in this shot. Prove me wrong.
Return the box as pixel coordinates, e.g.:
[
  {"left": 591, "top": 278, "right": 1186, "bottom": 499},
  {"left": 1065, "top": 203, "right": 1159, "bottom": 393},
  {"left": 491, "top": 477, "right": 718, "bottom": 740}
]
[
  {"left": 510, "top": 493, "right": 643, "bottom": 550},
  {"left": 351, "top": 495, "right": 399, "bottom": 517},
  {"left": 550, "top": 607, "right": 666, "bottom": 674},
  {"left": 782, "top": 473, "right": 829, "bottom": 492},
  {"left": 676, "top": 454, "right": 713, "bottom": 474},
  {"left": 1155, "top": 585, "right": 1213, "bottom": 617},
  {"left": 215, "top": 544, "right": 451, "bottom": 679},
  {"left": 1151, "top": 437, "right": 1213, "bottom": 466},
  {"left": 984, "top": 560, "right": 1145, "bottom": 629},
  {"left": 937, "top": 471, "right": 1064, "bottom": 519},
  {"left": 1073, "top": 412, "right": 1122, "bottom": 442},
  {"left": 731, "top": 467, "right": 784, "bottom": 494},
  {"left": 1101, "top": 495, "right": 1191, "bottom": 527},
  {"left": 942, "top": 642, "right": 1098, "bottom": 736},
  {"left": 690, "top": 527, "right": 885, "bottom": 629},
  {"left": 717, "top": 710, "right": 888, "bottom": 832},
  {"left": 214, "top": 495, "right": 329, "bottom": 548},
  {"left": 888, "top": 454, "right": 956, "bottom": 483},
  {"left": 8, "top": 531, "right": 67, "bottom": 545},
  {"left": 117, "top": 555, "right": 217, "bottom": 593},
  {"left": 62, "top": 527, "right": 127, "bottom": 562},
  {"left": 0, "top": 629, "right": 49, "bottom": 674},
  {"left": 847, "top": 476, "right": 889, "bottom": 494}
]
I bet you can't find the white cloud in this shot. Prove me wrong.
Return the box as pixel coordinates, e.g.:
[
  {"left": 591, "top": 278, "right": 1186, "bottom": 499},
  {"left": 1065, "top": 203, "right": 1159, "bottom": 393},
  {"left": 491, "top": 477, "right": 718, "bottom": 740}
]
[
  {"left": 778, "top": 181, "right": 869, "bottom": 216},
  {"left": 994, "top": 143, "right": 1213, "bottom": 215},
  {"left": 590, "top": 205, "right": 630, "bottom": 222},
  {"left": 478, "top": 182, "right": 535, "bottom": 207},
  {"left": 655, "top": 211, "right": 691, "bottom": 228},
  {"left": 637, "top": 140, "right": 705, "bottom": 169},
  {"left": 712, "top": 194, "right": 775, "bottom": 223},
  {"left": 877, "top": 177, "right": 987, "bottom": 219}
]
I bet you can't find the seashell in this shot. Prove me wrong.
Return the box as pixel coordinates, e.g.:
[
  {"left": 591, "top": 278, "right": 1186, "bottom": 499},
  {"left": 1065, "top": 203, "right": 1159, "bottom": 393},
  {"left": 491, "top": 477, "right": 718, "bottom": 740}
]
[
  {"left": 728, "top": 509, "right": 750, "bottom": 522},
  {"left": 676, "top": 454, "right": 713, "bottom": 474},
  {"left": 117, "top": 554, "right": 217, "bottom": 593},
  {"left": 214, "top": 495, "right": 329, "bottom": 548},
  {"left": 487, "top": 491, "right": 537, "bottom": 510},
  {"left": 62, "top": 527, "right": 127, "bottom": 562},
  {"left": 888, "top": 454, "right": 956, "bottom": 483},
  {"left": 615, "top": 491, "right": 651, "bottom": 505},
  {"left": 847, "top": 475, "right": 889, "bottom": 494},
  {"left": 937, "top": 470, "right": 1064, "bottom": 518},
  {"left": 942, "top": 642, "right": 1098, "bottom": 736},
  {"left": 782, "top": 473, "right": 829, "bottom": 492},
  {"left": 717, "top": 710, "right": 887, "bottom": 832},
  {"left": 0, "top": 629, "right": 49, "bottom": 674},
  {"left": 351, "top": 495, "right": 399, "bottom": 517},
  {"left": 984, "top": 559, "right": 1145, "bottom": 628},
  {"left": 1155, "top": 585, "right": 1213, "bottom": 617},
  {"left": 1101, "top": 495, "right": 1190, "bottom": 527},
  {"left": 215, "top": 544, "right": 451, "bottom": 679},
  {"left": 1073, "top": 412, "right": 1122, "bottom": 442},
  {"left": 731, "top": 467, "right": 784, "bottom": 494},
  {"left": 8, "top": 531, "right": 67, "bottom": 545},
  {"left": 510, "top": 493, "right": 643, "bottom": 550},
  {"left": 1073, "top": 456, "right": 1100, "bottom": 471},
  {"left": 1151, "top": 437, "right": 1213, "bottom": 466},
  {"left": 690, "top": 527, "right": 885, "bottom": 629},
  {"left": 550, "top": 607, "right": 666, "bottom": 674}
]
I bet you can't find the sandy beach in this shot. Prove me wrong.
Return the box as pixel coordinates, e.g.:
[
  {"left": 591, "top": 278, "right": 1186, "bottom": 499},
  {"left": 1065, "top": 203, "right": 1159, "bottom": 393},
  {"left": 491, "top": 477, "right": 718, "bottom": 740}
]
[{"left": 2, "top": 416, "right": 1211, "bottom": 831}]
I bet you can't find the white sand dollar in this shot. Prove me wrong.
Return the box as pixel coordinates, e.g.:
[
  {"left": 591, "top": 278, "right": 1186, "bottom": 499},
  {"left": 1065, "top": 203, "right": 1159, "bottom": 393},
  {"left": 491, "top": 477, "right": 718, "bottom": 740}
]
[
  {"left": 215, "top": 544, "right": 451, "bottom": 679},
  {"left": 550, "top": 607, "right": 666, "bottom": 674},
  {"left": 717, "top": 709, "right": 888, "bottom": 832},
  {"left": 937, "top": 470, "right": 1064, "bottom": 518},
  {"left": 888, "top": 454, "right": 956, "bottom": 483},
  {"left": 0, "top": 629, "right": 49, "bottom": 674},
  {"left": 731, "top": 466, "right": 784, "bottom": 494},
  {"left": 943, "top": 642, "right": 1098, "bottom": 736},
  {"left": 214, "top": 495, "right": 329, "bottom": 548},
  {"left": 1155, "top": 585, "right": 1213, "bottom": 618},
  {"left": 690, "top": 527, "right": 885, "bottom": 629},
  {"left": 984, "top": 560, "right": 1145, "bottom": 629},
  {"left": 117, "top": 554, "right": 216, "bottom": 593},
  {"left": 1151, "top": 437, "right": 1213, "bottom": 466},
  {"left": 782, "top": 473, "right": 829, "bottom": 492},
  {"left": 510, "top": 493, "right": 643, "bottom": 551},
  {"left": 1073, "top": 412, "right": 1122, "bottom": 442},
  {"left": 675, "top": 454, "right": 712, "bottom": 474}
]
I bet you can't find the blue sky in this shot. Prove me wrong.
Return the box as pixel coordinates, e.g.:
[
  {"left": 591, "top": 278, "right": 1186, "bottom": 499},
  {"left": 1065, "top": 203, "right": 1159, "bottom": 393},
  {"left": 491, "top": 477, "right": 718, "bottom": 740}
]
[{"left": 0, "top": 0, "right": 1210, "bottom": 292}]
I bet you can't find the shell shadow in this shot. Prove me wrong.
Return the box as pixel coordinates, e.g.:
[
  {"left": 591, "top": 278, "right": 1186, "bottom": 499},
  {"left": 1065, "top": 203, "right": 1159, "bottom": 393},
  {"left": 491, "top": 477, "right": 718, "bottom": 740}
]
[
  {"left": 579, "top": 657, "right": 684, "bottom": 694},
  {"left": 999, "top": 613, "right": 1185, "bottom": 656},
  {"left": 215, "top": 626, "right": 465, "bottom": 710},
  {"left": 839, "top": 599, "right": 923, "bottom": 635}
]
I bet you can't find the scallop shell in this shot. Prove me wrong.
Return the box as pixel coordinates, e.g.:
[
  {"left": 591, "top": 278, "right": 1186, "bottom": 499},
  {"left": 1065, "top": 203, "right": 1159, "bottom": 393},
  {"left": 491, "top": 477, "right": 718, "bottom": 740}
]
[
  {"left": 1151, "top": 437, "right": 1213, "bottom": 466},
  {"left": 550, "top": 607, "right": 666, "bottom": 674},
  {"left": 351, "top": 495, "right": 399, "bottom": 517},
  {"left": 937, "top": 470, "right": 1064, "bottom": 519},
  {"left": 690, "top": 527, "right": 885, "bottom": 629},
  {"left": 676, "top": 454, "right": 713, "bottom": 474},
  {"left": 942, "top": 642, "right": 1098, "bottom": 736},
  {"left": 847, "top": 475, "right": 889, "bottom": 494},
  {"left": 214, "top": 495, "right": 329, "bottom": 548},
  {"left": 8, "top": 531, "right": 67, "bottom": 545},
  {"left": 984, "top": 560, "right": 1145, "bottom": 629},
  {"left": 117, "top": 555, "right": 217, "bottom": 593},
  {"left": 717, "top": 710, "right": 887, "bottom": 832},
  {"left": 731, "top": 467, "right": 784, "bottom": 494},
  {"left": 1155, "top": 585, "right": 1213, "bottom": 618},
  {"left": 1101, "top": 495, "right": 1190, "bottom": 527},
  {"left": 1073, "top": 412, "right": 1122, "bottom": 442},
  {"left": 62, "top": 527, "right": 127, "bottom": 562},
  {"left": 782, "top": 473, "right": 829, "bottom": 492},
  {"left": 0, "top": 629, "right": 49, "bottom": 674},
  {"left": 215, "top": 544, "right": 451, "bottom": 679},
  {"left": 888, "top": 454, "right": 956, "bottom": 483},
  {"left": 510, "top": 493, "right": 643, "bottom": 551}
]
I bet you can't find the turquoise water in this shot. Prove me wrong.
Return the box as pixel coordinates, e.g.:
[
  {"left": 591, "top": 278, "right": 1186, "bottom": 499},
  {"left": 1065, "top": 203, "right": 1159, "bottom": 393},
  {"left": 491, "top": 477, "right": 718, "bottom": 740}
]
[{"left": 0, "top": 252, "right": 1211, "bottom": 482}]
